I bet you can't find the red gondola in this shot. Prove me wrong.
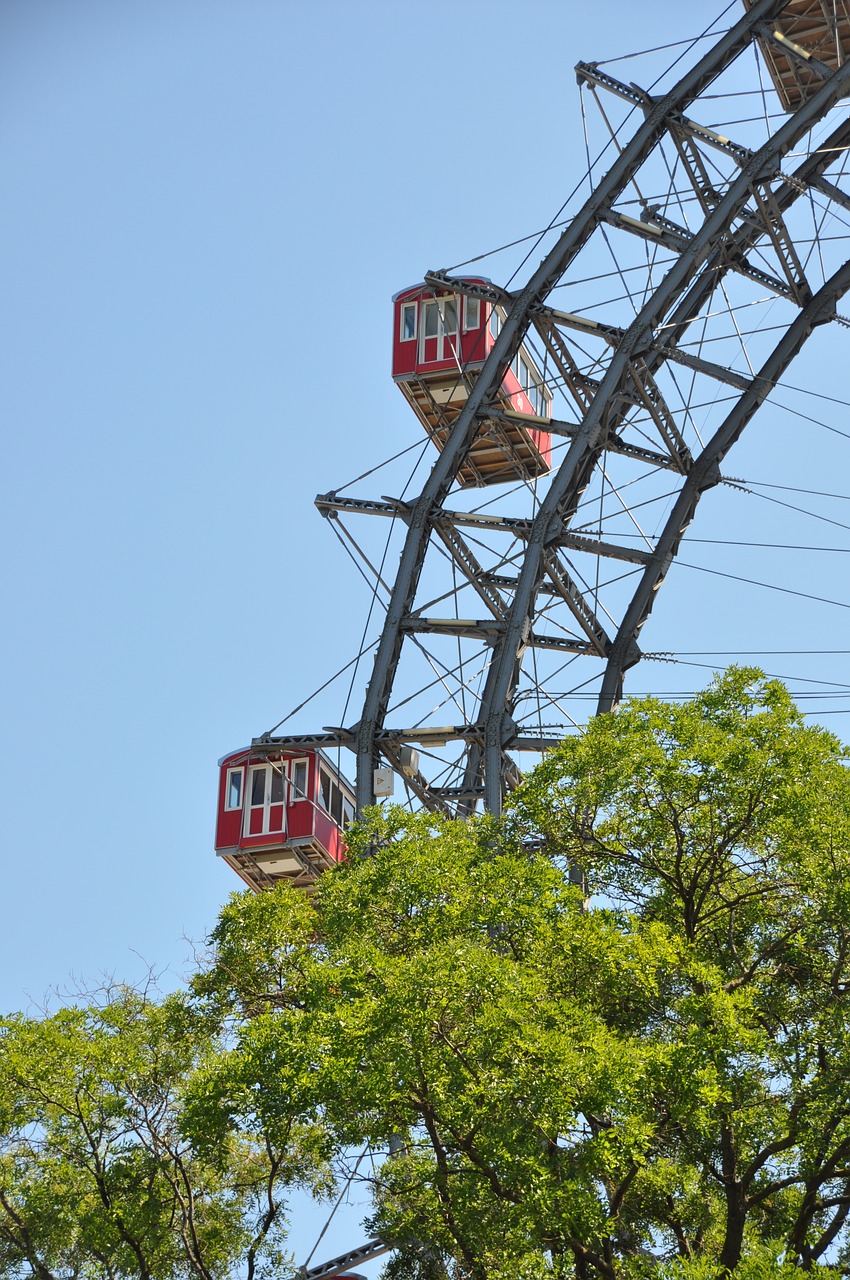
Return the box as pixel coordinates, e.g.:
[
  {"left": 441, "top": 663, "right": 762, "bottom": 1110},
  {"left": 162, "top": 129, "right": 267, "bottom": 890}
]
[
  {"left": 215, "top": 747, "right": 355, "bottom": 892},
  {"left": 392, "top": 279, "right": 552, "bottom": 487}
]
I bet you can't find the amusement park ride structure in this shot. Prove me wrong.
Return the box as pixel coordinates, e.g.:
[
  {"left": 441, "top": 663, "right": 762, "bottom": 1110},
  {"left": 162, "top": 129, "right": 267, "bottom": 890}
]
[{"left": 215, "top": 4, "right": 850, "bottom": 1266}]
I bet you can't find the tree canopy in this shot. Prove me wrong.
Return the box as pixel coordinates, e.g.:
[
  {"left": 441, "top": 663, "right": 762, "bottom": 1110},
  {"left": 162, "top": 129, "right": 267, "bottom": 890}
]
[{"left": 3, "top": 670, "right": 850, "bottom": 1280}]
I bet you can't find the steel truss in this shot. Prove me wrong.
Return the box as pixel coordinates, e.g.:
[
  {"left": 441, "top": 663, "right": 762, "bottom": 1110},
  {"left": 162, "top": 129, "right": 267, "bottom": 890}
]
[{"left": 258, "top": 0, "right": 850, "bottom": 820}]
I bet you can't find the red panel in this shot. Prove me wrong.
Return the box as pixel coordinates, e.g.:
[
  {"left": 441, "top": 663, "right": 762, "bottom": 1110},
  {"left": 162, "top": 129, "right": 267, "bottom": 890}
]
[
  {"left": 484, "top": 310, "right": 495, "bottom": 355},
  {"left": 502, "top": 365, "right": 551, "bottom": 421},
  {"left": 326, "top": 824, "right": 347, "bottom": 865},
  {"left": 501, "top": 365, "right": 523, "bottom": 406},
  {"left": 269, "top": 804, "right": 285, "bottom": 833},
  {"left": 392, "top": 285, "right": 426, "bottom": 379},
  {"left": 395, "top": 349, "right": 416, "bottom": 377},
  {"left": 217, "top": 808, "right": 241, "bottom": 849},
  {"left": 311, "top": 810, "right": 347, "bottom": 865},
  {"left": 314, "top": 808, "right": 336, "bottom": 856},
  {"left": 420, "top": 336, "right": 439, "bottom": 366},
  {"left": 460, "top": 324, "right": 487, "bottom": 365},
  {"left": 215, "top": 757, "right": 246, "bottom": 851},
  {"left": 248, "top": 809, "right": 264, "bottom": 836},
  {"left": 240, "top": 830, "right": 289, "bottom": 850},
  {"left": 287, "top": 802, "right": 314, "bottom": 840}
]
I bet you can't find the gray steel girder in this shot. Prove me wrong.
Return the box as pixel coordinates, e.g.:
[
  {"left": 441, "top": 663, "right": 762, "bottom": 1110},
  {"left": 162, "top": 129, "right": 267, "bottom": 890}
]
[
  {"left": 595, "top": 255, "right": 850, "bottom": 713},
  {"left": 350, "top": 0, "right": 789, "bottom": 814},
  {"left": 299, "top": 1239, "right": 391, "bottom": 1280},
  {"left": 253, "top": 727, "right": 564, "bottom": 754},
  {"left": 476, "top": 52, "right": 850, "bottom": 814},
  {"left": 636, "top": 111, "right": 850, "bottom": 358},
  {"left": 318, "top": 494, "right": 653, "bottom": 565},
  {"left": 577, "top": 61, "right": 848, "bottom": 299}
]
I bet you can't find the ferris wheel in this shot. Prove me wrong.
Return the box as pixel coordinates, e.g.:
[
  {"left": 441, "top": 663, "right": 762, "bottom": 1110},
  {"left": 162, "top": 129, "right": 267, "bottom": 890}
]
[{"left": 216, "top": 0, "right": 850, "bottom": 893}]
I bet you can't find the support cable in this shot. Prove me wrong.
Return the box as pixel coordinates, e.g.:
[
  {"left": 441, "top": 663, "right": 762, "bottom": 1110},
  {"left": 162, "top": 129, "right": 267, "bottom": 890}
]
[
  {"left": 677, "top": 559, "right": 850, "bottom": 609},
  {"left": 301, "top": 1146, "right": 371, "bottom": 1273},
  {"left": 263, "top": 640, "right": 381, "bottom": 738},
  {"left": 724, "top": 480, "right": 850, "bottom": 533},
  {"left": 594, "top": 6, "right": 738, "bottom": 68}
]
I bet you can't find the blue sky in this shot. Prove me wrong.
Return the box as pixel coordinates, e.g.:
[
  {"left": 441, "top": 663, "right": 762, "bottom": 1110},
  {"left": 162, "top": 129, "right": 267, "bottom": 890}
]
[
  {"left": 1, "top": 0, "right": 701, "bottom": 1007},
  {"left": 4, "top": 2, "right": 850, "bottom": 1269}
]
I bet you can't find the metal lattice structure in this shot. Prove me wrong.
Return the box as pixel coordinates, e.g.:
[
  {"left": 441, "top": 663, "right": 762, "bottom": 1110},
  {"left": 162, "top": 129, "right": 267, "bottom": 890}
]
[{"left": 259, "top": 0, "right": 850, "bottom": 832}]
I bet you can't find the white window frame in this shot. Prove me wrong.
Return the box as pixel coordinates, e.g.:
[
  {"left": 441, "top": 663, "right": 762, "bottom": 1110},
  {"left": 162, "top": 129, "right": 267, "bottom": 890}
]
[
  {"left": 422, "top": 299, "right": 439, "bottom": 341},
  {"left": 245, "top": 764, "right": 268, "bottom": 836},
  {"left": 319, "top": 765, "right": 334, "bottom": 815},
  {"left": 506, "top": 338, "right": 551, "bottom": 417},
  {"left": 400, "top": 302, "right": 417, "bottom": 341},
  {"left": 463, "top": 296, "right": 480, "bottom": 332},
  {"left": 269, "top": 761, "right": 286, "bottom": 806},
  {"left": 289, "top": 757, "right": 310, "bottom": 803},
  {"left": 441, "top": 296, "right": 459, "bottom": 336},
  {"left": 225, "top": 767, "right": 244, "bottom": 812},
  {"left": 318, "top": 766, "right": 356, "bottom": 830}
]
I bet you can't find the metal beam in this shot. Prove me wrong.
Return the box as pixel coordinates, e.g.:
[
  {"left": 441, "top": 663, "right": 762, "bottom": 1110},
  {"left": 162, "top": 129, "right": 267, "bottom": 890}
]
[
  {"left": 424, "top": 271, "right": 512, "bottom": 306},
  {"left": 252, "top": 730, "right": 354, "bottom": 752},
  {"left": 810, "top": 173, "right": 850, "bottom": 214},
  {"left": 402, "top": 617, "right": 593, "bottom": 654},
  {"left": 597, "top": 255, "right": 850, "bottom": 711},
  {"left": 652, "top": 204, "right": 798, "bottom": 295},
  {"left": 318, "top": 494, "right": 653, "bottom": 565},
  {"left": 746, "top": 179, "right": 812, "bottom": 303},
  {"left": 402, "top": 617, "right": 504, "bottom": 639},
  {"left": 476, "top": 52, "right": 850, "bottom": 813},
  {"left": 624, "top": 356, "right": 692, "bottom": 471},
  {"left": 542, "top": 550, "right": 611, "bottom": 656},
  {"left": 381, "top": 742, "right": 453, "bottom": 816},
  {"left": 532, "top": 315, "right": 597, "bottom": 414},
  {"left": 300, "top": 1240, "right": 392, "bottom": 1280},
  {"left": 253, "top": 724, "right": 568, "bottom": 756},
  {"left": 601, "top": 200, "right": 803, "bottom": 301},
  {"left": 658, "top": 345, "right": 753, "bottom": 391},
  {"left": 534, "top": 412, "right": 681, "bottom": 469},
  {"left": 532, "top": 306, "right": 756, "bottom": 390}
]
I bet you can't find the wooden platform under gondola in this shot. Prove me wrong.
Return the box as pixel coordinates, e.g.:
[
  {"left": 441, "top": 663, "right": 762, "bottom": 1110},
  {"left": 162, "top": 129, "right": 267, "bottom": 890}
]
[
  {"left": 746, "top": 0, "right": 850, "bottom": 110},
  {"left": 396, "top": 371, "right": 551, "bottom": 488}
]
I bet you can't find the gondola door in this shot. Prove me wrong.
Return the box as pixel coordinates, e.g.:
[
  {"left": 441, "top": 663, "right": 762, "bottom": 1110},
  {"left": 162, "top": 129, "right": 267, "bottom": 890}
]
[
  {"left": 419, "top": 296, "right": 458, "bottom": 365},
  {"left": 244, "top": 762, "right": 286, "bottom": 838}
]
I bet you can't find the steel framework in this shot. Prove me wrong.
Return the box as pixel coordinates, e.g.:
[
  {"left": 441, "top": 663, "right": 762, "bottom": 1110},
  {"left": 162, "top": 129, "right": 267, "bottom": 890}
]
[{"left": 259, "top": 0, "right": 850, "bottom": 830}]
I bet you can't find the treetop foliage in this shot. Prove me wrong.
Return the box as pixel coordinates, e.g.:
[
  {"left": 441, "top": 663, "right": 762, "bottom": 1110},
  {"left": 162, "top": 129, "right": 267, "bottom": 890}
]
[{"left": 3, "top": 670, "right": 850, "bottom": 1280}]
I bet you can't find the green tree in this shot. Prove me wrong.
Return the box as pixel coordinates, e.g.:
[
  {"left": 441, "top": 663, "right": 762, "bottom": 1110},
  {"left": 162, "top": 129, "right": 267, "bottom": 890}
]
[
  {"left": 5, "top": 670, "right": 850, "bottom": 1280},
  {"left": 507, "top": 669, "right": 850, "bottom": 1276},
  {"left": 0, "top": 982, "right": 330, "bottom": 1279},
  {"left": 196, "top": 670, "right": 850, "bottom": 1280}
]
